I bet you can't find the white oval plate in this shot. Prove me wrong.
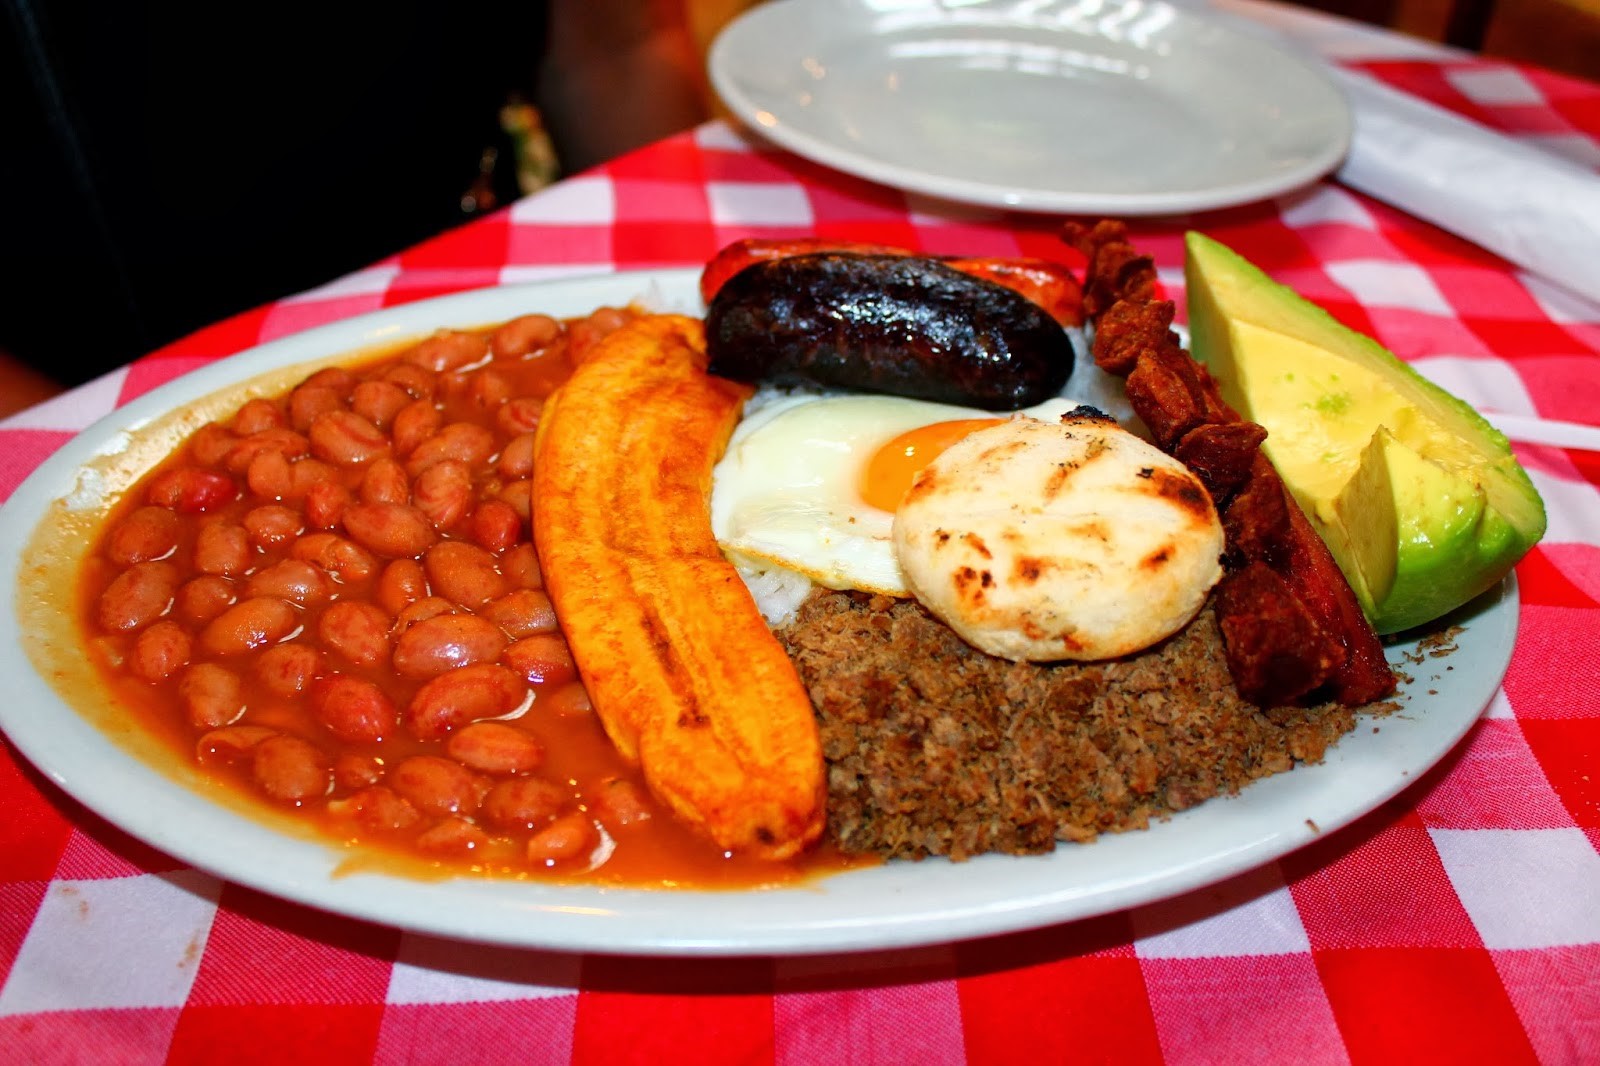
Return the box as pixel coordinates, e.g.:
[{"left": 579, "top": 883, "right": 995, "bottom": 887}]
[
  {"left": 0, "top": 270, "right": 1513, "bottom": 956},
  {"left": 709, "top": 0, "right": 1352, "bottom": 215}
]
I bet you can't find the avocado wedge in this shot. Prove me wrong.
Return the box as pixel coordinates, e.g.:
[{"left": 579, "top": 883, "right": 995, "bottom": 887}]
[{"left": 1184, "top": 231, "right": 1545, "bottom": 634}]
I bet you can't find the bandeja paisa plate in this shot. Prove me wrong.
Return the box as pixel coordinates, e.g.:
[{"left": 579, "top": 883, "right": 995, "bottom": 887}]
[{"left": 0, "top": 270, "right": 1509, "bottom": 956}]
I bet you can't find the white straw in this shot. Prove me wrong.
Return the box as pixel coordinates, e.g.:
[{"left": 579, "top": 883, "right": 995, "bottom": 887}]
[{"left": 1480, "top": 411, "right": 1600, "bottom": 452}]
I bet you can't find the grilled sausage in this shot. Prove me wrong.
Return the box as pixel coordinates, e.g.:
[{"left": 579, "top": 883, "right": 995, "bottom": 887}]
[
  {"left": 700, "top": 238, "right": 906, "bottom": 305},
  {"left": 700, "top": 238, "right": 1084, "bottom": 326},
  {"left": 705, "top": 253, "right": 1074, "bottom": 411}
]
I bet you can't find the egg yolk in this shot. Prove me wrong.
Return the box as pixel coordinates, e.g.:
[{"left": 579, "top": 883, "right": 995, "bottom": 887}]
[{"left": 860, "top": 418, "right": 1005, "bottom": 512}]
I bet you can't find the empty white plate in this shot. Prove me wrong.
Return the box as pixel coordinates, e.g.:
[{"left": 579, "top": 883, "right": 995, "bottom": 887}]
[{"left": 709, "top": 0, "right": 1353, "bottom": 214}]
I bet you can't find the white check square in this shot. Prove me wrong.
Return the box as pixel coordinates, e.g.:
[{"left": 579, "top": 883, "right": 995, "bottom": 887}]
[
  {"left": 386, "top": 935, "right": 580, "bottom": 1004},
  {"left": 0, "top": 872, "right": 219, "bottom": 1014},
  {"left": 1446, "top": 68, "right": 1545, "bottom": 107},
  {"left": 695, "top": 122, "right": 756, "bottom": 152},
  {"left": 1325, "top": 260, "right": 1454, "bottom": 315},
  {"left": 1281, "top": 186, "right": 1377, "bottom": 230},
  {"left": 708, "top": 181, "right": 814, "bottom": 227},
  {"left": 1431, "top": 827, "right": 1600, "bottom": 949},
  {"left": 1158, "top": 266, "right": 1185, "bottom": 299},
  {"left": 1409, "top": 355, "right": 1537, "bottom": 415},
  {"left": 1527, "top": 470, "right": 1600, "bottom": 549},
  {"left": 511, "top": 177, "right": 617, "bottom": 225},
  {"left": 1132, "top": 866, "right": 1311, "bottom": 959},
  {"left": 498, "top": 264, "right": 614, "bottom": 286}
]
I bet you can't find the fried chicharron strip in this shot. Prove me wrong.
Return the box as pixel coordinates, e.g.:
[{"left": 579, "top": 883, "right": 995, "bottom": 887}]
[
  {"left": 532, "top": 314, "right": 826, "bottom": 858},
  {"left": 1064, "top": 221, "right": 1395, "bottom": 708}
]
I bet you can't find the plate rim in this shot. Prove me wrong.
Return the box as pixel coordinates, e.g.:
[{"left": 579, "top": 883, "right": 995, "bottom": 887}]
[
  {"left": 707, "top": 0, "right": 1354, "bottom": 215},
  {"left": 0, "top": 269, "right": 1514, "bottom": 957}
]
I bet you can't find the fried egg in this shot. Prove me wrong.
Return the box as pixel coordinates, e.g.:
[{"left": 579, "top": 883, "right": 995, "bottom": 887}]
[{"left": 710, "top": 392, "right": 1080, "bottom": 609}]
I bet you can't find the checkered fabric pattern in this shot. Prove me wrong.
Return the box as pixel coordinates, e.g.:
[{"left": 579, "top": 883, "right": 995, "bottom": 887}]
[{"left": 2, "top": 10, "right": 1599, "bottom": 1064}]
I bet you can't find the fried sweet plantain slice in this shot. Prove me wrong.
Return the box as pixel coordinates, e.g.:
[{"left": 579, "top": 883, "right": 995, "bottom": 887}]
[{"left": 531, "top": 314, "right": 825, "bottom": 859}]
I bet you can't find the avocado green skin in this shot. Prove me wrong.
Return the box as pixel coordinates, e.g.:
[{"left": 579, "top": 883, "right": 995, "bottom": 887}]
[
  {"left": 1383, "top": 500, "right": 1521, "bottom": 632},
  {"left": 1183, "top": 231, "right": 1547, "bottom": 634}
]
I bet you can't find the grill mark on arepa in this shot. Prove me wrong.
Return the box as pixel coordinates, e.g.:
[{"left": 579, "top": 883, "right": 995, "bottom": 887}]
[
  {"left": 953, "top": 565, "right": 994, "bottom": 605},
  {"left": 1148, "top": 467, "right": 1213, "bottom": 522},
  {"left": 1044, "top": 463, "right": 1074, "bottom": 498},
  {"left": 1013, "top": 556, "right": 1050, "bottom": 584},
  {"left": 1070, "top": 519, "right": 1112, "bottom": 543},
  {"left": 1043, "top": 434, "right": 1114, "bottom": 499},
  {"left": 977, "top": 440, "right": 1030, "bottom": 464}
]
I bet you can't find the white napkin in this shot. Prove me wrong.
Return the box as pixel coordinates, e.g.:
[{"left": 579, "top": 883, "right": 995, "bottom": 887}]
[{"left": 1329, "top": 66, "right": 1600, "bottom": 306}]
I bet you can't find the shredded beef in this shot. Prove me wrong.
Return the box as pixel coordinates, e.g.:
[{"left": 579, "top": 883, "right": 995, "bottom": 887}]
[{"left": 778, "top": 589, "right": 1370, "bottom": 861}]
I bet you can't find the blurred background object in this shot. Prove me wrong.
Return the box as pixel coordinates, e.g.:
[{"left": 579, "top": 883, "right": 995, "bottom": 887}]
[
  {"left": 1290, "top": 0, "right": 1600, "bottom": 80},
  {"left": 0, "top": 0, "right": 724, "bottom": 410},
  {"left": 1472, "top": 0, "right": 1600, "bottom": 81},
  {"left": 2, "top": 1, "right": 538, "bottom": 401}
]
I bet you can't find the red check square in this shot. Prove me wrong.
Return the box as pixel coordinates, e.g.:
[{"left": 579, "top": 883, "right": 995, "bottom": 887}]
[
  {"left": 611, "top": 178, "right": 715, "bottom": 226},
  {"left": 608, "top": 133, "right": 706, "bottom": 183},
  {"left": 1502, "top": 605, "right": 1600, "bottom": 719},
  {"left": 957, "top": 917, "right": 1163, "bottom": 1066},
  {"left": 53, "top": 818, "right": 186, "bottom": 879},
  {"left": 184, "top": 886, "right": 397, "bottom": 1006},
  {"left": 119, "top": 357, "right": 212, "bottom": 405},
  {"left": 1285, "top": 820, "right": 1482, "bottom": 949},
  {"left": 612, "top": 220, "right": 724, "bottom": 268},
  {"left": 1519, "top": 719, "right": 1600, "bottom": 828},
  {"left": 0, "top": 745, "right": 73, "bottom": 881},
  {"left": 506, "top": 224, "right": 615, "bottom": 266},
  {"left": 167, "top": 1003, "right": 383, "bottom": 1066},
  {"left": 1315, "top": 946, "right": 1539, "bottom": 1064},
  {"left": 1511, "top": 356, "right": 1600, "bottom": 428},
  {"left": 0, "top": 881, "right": 49, "bottom": 990},
  {"left": 400, "top": 216, "right": 511, "bottom": 271},
  {"left": 574, "top": 957, "right": 775, "bottom": 1066},
  {"left": 1514, "top": 545, "right": 1600, "bottom": 611}
]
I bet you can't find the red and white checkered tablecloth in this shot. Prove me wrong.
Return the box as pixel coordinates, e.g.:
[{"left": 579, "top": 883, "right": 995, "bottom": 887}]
[{"left": 3, "top": 5, "right": 1599, "bottom": 1063}]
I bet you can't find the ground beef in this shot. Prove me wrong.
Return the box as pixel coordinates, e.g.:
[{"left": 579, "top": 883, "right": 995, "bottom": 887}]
[{"left": 778, "top": 589, "right": 1376, "bottom": 861}]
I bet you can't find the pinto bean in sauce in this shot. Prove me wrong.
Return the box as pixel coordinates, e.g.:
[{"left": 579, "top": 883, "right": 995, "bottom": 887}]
[{"left": 78, "top": 307, "right": 839, "bottom": 887}]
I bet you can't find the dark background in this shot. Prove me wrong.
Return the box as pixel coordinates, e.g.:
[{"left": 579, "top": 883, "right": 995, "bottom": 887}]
[
  {"left": 5, "top": 0, "right": 1595, "bottom": 394},
  {"left": 3, "top": 2, "right": 544, "bottom": 386}
]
